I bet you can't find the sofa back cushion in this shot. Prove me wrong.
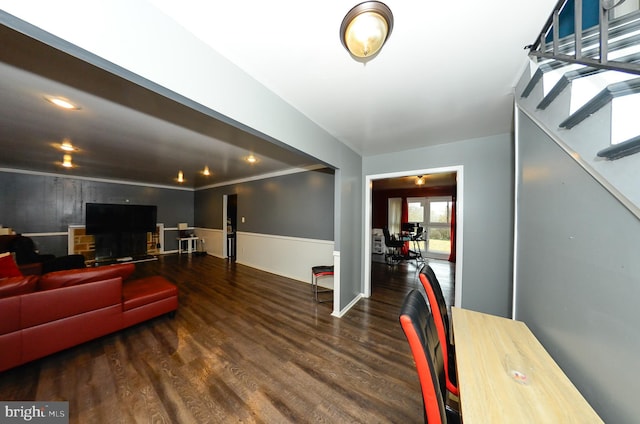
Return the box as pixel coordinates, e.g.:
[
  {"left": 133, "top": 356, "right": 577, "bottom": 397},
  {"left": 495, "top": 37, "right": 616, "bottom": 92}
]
[
  {"left": 0, "top": 275, "right": 38, "bottom": 299},
  {"left": 0, "top": 296, "right": 21, "bottom": 335},
  {"left": 0, "top": 252, "right": 22, "bottom": 278},
  {"left": 38, "top": 263, "right": 135, "bottom": 291},
  {"left": 21, "top": 277, "right": 123, "bottom": 329}
]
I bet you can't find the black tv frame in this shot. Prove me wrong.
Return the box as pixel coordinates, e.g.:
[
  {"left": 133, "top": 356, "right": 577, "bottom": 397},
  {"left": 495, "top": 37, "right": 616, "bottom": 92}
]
[{"left": 85, "top": 203, "right": 157, "bottom": 262}]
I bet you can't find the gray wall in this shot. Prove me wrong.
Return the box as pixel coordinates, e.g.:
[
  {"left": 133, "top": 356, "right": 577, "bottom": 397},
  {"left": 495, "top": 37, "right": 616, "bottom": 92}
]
[
  {"left": 336, "top": 152, "right": 363, "bottom": 307},
  {"left": 515, "top": 112, "right": 640, "bottom": 423},
  {"left": 364, "top": 133, "right": 515, "bottom": 317},
  {"left": 195, "top": 169, "right": 334, "bottom": 240},
  {"left": 0, "top": 171, "right": 194, "bottom": 256}
]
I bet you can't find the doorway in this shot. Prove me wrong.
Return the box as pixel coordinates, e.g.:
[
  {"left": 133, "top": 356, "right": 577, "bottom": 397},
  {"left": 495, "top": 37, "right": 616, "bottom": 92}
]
[
  {"left": 224, "top": 194, "right": 237, "bottom": 261},
  {"left": 363, "top": 166, "right": 464, "bottom": 307}
]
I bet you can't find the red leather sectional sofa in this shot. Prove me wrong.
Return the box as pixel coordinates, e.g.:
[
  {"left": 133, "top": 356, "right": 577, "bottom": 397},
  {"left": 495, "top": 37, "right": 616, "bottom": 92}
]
[{"left": 0, "top": 263, "right": 178, "bottom": 372}]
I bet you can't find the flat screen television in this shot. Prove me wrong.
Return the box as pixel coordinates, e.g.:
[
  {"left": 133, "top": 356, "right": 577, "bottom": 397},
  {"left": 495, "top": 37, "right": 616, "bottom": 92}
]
[
  {"left": 85, "top": 203, "right": 157, "bottom": 235},
  {"left": 86, "top": 203, "right": 157, "bottom": 262}
]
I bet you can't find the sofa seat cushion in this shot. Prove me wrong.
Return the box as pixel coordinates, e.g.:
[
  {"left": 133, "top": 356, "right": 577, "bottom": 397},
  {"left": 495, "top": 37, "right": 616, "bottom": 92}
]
[
  {"left": 122, "top": 276, "right": 178, "bottom": 311},
  {"left": 38, "top": 263, "right": 135, "bottom": 291},
  {"left": 0, "top": 275, "right": 38, "bottom": 299},
  {"left": 0, "top": 252, "right": 22, "bottom": 278}
]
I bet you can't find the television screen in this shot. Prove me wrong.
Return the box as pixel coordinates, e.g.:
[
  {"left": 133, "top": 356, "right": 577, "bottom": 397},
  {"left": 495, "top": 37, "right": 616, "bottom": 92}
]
[{"left": 86, "top": 203, "right": 157, "bottom": 235}]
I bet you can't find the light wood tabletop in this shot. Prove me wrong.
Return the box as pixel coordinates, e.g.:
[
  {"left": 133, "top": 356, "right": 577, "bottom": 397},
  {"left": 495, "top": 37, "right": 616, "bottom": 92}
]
[{"left": 451, "top": 307, "right": 603, "bottom": 423}]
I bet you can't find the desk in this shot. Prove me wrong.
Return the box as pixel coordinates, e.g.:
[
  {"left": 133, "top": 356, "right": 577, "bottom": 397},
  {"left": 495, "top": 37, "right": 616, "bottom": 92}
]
[
  {"left": 177, "top": 236, "right": 199, "bottom": 254},
  {"left": 452, "top": 307, "right": 602, "bottom": 423}
]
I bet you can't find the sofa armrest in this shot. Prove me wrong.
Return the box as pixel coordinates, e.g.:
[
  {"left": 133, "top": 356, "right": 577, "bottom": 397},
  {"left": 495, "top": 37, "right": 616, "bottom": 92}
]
[{"left": 0, "top": 275, "right": 38, "bottom": 299}]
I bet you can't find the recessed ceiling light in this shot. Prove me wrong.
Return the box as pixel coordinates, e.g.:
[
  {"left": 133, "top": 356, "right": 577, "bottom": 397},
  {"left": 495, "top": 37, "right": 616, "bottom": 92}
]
[
  {"left": 246, "top": 155, "right": 257, "bottom": 164},
  {"left": 177, "top": 170, "right": 184, "bottom": 183},
  {"left": 203, "top": 166, "right": 211, "bottom": 176},
  {"left": 45, "top": 96, "right": 80, "bottom": 110}
]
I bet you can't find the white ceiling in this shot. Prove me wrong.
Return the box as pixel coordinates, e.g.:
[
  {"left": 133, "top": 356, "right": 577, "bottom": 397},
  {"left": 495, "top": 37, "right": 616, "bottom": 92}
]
[{"left": 0, "top": 1, "right": 556, "bottom": 189}]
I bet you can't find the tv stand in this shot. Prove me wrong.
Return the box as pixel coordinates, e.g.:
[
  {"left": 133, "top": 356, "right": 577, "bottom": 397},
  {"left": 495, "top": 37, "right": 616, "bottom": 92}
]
[
  {"left": 92, "top": 255, "right": 158, "bottom": 267},
  {"left": 68, "top": 224, "right": 164, "bottom": 264}
]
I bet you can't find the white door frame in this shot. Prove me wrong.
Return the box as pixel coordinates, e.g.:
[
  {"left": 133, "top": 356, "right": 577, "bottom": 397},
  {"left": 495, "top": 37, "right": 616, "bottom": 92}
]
[
  {"left": 222, "top": 194, "right": 229, "bottom": 258},
  {"left": 363, "top": 165, "right": 464, "bottom": 308}
]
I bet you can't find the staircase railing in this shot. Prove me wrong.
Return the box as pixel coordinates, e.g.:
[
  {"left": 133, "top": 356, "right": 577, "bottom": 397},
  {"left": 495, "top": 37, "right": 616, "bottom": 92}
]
[{"left": 527, "top": 0, "right": 640, "bottom": 75}]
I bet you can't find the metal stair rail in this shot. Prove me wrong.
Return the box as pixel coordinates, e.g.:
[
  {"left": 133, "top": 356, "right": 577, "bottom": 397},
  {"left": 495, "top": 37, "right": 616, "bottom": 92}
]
[
  {"left": 527, "top": 0, "right": 640, "bottom": 76},
  {"left": 516, "top": 1, "right": 640, "bottom": 220}
]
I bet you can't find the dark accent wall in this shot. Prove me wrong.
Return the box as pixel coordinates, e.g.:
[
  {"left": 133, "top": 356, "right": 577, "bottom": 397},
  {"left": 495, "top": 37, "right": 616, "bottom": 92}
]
[
  {"left": 0, "top": 171, "right": 194, "bottom": 256},
  {"left": 195, "top": 169, "right": 334, "bottom": 241}
]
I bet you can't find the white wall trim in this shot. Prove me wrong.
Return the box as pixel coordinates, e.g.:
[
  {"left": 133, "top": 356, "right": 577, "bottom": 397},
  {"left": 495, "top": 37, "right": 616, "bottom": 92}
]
[
  {"left": 193, "top": 227, "right": 225, "bottom": 258},
  {"left": 332, "top": 250, "right": 340, "bottom": 316},
  {"left": 195, "top": 164, "right": 328, "bottom": 191},
  {"left": 0, "top": 167, "right": 193, "bottom": 191},
  {"left": 222, "top": 195, "right": 229, "bottom": 258},
  {"left": 332, "top": 293, "right": 363, "bottom": 318},
  {"left": 233, "top": 231, "right": 335, "bottom": 284},
  {"left": 22, "top": 231, "right": 68, "bottom": 237},
  {"left": 0, "top": 164, "right": 329, "bottom": 194},
  {"left": 513, "top": 103, "right": 521, "bottom": 320}
]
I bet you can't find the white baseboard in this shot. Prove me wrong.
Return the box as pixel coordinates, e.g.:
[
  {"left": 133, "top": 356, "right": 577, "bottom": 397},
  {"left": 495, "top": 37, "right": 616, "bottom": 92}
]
[{"left": 332, "top": 293, "right": 363, "bottom": 318}]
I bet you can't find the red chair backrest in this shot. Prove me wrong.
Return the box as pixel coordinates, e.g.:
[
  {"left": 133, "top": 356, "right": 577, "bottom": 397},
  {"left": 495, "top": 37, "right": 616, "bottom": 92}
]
[
  {"left": 419, "top": 266, "right": 458, "bottom": 397},
  {"left": 400, "top": 289, "right": 447, "bottom": 423}
]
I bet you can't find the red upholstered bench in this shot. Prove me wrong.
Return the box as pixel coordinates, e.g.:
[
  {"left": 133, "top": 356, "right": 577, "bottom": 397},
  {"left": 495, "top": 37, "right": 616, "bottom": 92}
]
[{"left": 122, "top": 276, "right": 179, "bottom": 327}]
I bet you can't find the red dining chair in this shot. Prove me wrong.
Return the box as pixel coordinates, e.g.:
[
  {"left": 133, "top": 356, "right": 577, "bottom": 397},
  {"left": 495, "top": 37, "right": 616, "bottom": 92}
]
[
  {"left": 400, "top": 289, "right": 460, "bottom": 423},
  {"left": 418, "top": 265, "right": 458, "bottom": 397}
]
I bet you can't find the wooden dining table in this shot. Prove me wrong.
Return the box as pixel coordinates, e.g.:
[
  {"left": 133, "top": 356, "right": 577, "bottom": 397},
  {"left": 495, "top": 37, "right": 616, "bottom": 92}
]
[{"left": 451, "top": 307, "right": 603, "bottom": 423}]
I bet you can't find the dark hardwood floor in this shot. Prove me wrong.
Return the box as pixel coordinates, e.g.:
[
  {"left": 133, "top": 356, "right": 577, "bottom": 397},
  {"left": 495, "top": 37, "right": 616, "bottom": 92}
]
[{"left": 0, "top": 254, "right": 454, "bottom": 423}]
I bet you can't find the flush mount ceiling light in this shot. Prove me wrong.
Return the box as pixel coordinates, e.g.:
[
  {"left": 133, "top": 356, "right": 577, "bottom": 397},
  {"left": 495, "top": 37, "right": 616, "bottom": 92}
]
[
  {"left": 62, "top": 154, "right": 73, "bottom": 168},
  {"left": 340, "top": 1, "right": 393, "bottom": 61},
  {"left": 60, "top": 139, "right": 76, "bottom": 151},
  {"left": 45, "top": 96, "right": 80, "bottom": 110}
]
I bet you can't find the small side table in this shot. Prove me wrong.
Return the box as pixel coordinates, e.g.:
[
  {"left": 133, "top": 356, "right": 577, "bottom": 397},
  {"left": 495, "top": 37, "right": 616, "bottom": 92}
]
[{"left": 177, "top": 236, "right": 199, "bottom": 254}]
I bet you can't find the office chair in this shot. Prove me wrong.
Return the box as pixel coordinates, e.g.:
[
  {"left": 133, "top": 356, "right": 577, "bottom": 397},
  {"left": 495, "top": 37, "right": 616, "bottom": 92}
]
[
  {"left": 382, "top": 227, "right": 405, "bottom": 265},
  {"left": 409, "top": 226, "right": 424, "bottom": 262},
  {"left": 419, "top": 265, "right": 458, "bottom": 397},
  {"left": 399, "top": 290, "right": 460, "bottom": 424}
]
